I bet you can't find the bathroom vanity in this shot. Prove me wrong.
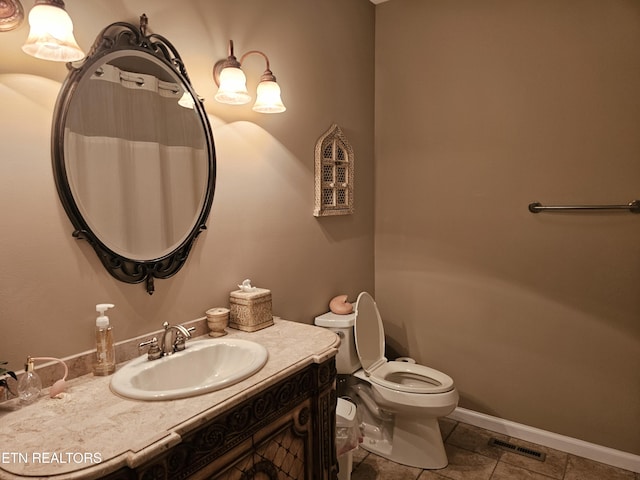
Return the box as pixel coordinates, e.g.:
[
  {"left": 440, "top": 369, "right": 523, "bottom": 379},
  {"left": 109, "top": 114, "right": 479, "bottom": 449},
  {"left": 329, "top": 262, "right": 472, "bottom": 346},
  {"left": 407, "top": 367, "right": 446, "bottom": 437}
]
[{"left": 0, "top": 319, "right": 339, "bottom": 480}]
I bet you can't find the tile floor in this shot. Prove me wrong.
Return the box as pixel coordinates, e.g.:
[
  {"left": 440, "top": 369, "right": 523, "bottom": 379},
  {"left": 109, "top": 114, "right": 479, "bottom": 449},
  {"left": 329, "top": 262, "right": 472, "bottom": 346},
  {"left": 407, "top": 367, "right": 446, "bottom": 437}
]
[{"left": 348, "top": 418, "right": 639, "bottom": 480}]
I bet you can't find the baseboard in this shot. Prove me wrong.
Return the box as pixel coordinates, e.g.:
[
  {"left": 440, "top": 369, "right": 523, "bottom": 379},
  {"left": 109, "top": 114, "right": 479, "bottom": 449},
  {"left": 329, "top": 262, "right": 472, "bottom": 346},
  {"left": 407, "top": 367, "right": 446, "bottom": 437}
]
[{"left": 447, "top": 407, "right": 640, "bottom": 474}]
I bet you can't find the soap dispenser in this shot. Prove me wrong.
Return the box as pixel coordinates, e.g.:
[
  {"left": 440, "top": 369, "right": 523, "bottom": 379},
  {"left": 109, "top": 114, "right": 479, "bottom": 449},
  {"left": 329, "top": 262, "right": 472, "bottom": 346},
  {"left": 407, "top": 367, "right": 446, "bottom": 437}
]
[{"left": 93, "top": 303, "right": 116, "bottom": 376}]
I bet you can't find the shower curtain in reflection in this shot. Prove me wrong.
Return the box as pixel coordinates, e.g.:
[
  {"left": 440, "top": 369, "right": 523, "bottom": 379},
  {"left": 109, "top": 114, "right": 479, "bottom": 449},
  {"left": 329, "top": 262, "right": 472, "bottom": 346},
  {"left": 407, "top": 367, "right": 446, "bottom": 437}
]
[{"left": 64, "top": 64, "right": 207, "bottom": 260}]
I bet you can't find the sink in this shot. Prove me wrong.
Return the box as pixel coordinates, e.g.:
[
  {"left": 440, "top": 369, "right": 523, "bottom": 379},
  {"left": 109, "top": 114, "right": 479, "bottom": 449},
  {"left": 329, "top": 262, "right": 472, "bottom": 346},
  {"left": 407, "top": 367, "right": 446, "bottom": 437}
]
[{"left": 110, "top": 338, "right": 268, "bottom": 401}]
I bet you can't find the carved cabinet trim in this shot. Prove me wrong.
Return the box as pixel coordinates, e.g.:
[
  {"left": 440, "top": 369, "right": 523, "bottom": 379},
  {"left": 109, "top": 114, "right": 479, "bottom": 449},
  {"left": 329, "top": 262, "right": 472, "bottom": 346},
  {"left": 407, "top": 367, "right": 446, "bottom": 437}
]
[{"left": 103, "top": 358, "right": 337, "bottom": 480}]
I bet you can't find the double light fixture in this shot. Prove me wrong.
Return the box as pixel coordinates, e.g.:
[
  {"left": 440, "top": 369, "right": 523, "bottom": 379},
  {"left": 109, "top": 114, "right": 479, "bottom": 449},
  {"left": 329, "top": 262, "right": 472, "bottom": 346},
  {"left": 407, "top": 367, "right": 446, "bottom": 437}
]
[
  {"left": 4, "top": 6, "right": 285, "bottom": 113},
  {"left": 213, "top": 40, "right": 286, "bottom": 114}
]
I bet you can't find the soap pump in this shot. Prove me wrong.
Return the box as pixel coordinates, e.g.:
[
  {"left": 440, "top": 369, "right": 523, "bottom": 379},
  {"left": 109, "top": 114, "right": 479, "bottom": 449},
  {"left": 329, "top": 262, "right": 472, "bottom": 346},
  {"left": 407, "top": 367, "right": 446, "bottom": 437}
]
[
  {"left": 93, "top": 303, "right": 116, "bottom": 376},
  {"left": 17, "top": 356, "right": 42, "bottom": 405}
]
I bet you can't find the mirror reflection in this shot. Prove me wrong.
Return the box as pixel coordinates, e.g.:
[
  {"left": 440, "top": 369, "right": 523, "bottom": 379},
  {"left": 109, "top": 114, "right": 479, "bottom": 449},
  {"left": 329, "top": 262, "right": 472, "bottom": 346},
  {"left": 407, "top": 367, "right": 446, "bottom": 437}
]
[
  {"left": 52, "top": 16, "right": 216, "bottom": 294},
  {"left": 65, "top": 55, "right": 208, "bottom": 260}
]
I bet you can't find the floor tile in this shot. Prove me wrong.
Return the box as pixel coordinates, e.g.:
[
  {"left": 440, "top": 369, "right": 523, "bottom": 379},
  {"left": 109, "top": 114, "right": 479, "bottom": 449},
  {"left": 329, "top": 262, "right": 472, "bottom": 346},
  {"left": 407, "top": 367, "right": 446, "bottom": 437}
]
[
  {"left": 418, "top": 469, "right": 451, "bottom": 479},
  {"left": 490, "top": 462, "right": 557, "bottom": 479},
  {"left": 346, "top": 421, "right": 639, "bottom": 480},
  {"left": 351, "top": 452, "right": 422, "bottom": 480},
  {"left": 499, "top": 437, "right": 567, "bottom": 479},
  {"left": 352, "top": 446, "right": 369, "bottom": 466},
  {"left": 446, "top": 423, "right": 508, "bottom": 460},
  {"left": 563, "top": 455, "right": 636, "bottom": 480},
  {"left": 439, "top": 417, "right": 457, "bottom": 440},
  {"left": 430, "top": 444, "right": 497, "bottom": 480}
]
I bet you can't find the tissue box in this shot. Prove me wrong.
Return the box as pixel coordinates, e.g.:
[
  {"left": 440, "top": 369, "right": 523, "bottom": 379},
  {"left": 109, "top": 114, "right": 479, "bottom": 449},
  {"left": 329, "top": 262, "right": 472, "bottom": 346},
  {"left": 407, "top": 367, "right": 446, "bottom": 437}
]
[{"left": 229, "top": 288, "right": 274, "bottom": 332}]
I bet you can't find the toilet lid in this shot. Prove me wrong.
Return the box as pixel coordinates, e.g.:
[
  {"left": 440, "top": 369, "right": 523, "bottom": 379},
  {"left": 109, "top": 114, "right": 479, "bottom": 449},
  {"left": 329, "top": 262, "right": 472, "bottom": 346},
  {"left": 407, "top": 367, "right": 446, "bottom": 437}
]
[{"left": 354, "top": 291, "right": 387, "bottom": 375}]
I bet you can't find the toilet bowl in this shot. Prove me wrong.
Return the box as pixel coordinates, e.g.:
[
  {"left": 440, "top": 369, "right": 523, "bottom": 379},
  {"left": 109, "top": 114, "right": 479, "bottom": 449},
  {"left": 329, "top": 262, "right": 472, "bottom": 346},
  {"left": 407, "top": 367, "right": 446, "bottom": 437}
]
[{"left": 315, "top": 291, "right": 458, "bottom": 470}]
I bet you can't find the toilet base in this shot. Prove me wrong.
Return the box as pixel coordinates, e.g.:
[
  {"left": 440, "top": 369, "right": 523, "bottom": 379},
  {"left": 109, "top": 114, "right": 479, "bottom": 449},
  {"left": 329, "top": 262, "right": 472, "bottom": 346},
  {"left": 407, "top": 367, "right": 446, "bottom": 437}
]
[
  {"left": 349, "top": 381, "right": 451, "bottom": 470},
  {"left": 360, "top": 421, "right": 394, "bottom": 457},
  {"left": 359, "top": 415, "right": 448, "bottom": 469}
]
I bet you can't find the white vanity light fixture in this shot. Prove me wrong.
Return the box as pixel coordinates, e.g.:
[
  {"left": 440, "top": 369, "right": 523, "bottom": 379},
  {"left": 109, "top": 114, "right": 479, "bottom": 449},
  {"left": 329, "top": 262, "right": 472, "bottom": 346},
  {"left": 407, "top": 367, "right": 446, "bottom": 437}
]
[
  {"left": 22, "top": 0, "right": 84, "bottom": 62},
  {"left": 213, "top": 40, "right": 286, "bottom": 113},
  {"left": 178, "top": 91, "right": 195, "bottom": 109},
  {"left": 213, "top": 41, "right": 251, "bottom": 106}
]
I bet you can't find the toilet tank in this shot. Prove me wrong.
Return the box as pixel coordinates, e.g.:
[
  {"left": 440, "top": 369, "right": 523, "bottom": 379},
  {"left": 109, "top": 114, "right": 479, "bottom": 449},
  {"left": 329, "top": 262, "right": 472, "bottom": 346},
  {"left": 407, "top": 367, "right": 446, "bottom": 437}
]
[{"left": 315, "top": 312, "right": 360, "bottom": 374}]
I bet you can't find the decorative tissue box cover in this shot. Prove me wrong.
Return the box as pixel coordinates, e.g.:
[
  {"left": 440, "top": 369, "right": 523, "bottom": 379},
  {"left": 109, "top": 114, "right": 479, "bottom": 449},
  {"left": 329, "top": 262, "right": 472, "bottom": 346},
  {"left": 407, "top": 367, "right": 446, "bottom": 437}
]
[{"left": 229, "top": 288, "right": 274, "bottom": 332}]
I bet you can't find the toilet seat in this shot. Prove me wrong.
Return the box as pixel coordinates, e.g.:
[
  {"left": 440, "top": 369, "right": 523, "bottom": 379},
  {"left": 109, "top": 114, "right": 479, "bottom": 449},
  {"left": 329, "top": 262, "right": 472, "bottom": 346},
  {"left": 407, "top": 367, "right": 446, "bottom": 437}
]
[
  {"left": 368, "top": 361, "right": 454, "bottom": 394},
  {"left": 354, "top": 292, "right": 454, "bottom": 395}
]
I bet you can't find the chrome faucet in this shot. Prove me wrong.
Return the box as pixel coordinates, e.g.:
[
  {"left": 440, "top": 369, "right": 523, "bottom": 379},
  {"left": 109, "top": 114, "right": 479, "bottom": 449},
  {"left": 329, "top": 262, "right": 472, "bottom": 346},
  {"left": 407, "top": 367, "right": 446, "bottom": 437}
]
[
  {"left": 160, "top": 321, "right": 194, "bottom": 354},
  {"left": 138, "top": 322, "right": 196, "bottom": 360}
]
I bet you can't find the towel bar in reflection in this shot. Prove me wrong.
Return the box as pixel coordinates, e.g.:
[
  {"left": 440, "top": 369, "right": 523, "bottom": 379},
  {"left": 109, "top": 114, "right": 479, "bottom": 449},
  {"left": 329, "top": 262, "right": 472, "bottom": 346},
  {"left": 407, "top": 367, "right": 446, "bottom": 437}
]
[{"left": 528, "top": 200, "right": 640, "bottom": 214}]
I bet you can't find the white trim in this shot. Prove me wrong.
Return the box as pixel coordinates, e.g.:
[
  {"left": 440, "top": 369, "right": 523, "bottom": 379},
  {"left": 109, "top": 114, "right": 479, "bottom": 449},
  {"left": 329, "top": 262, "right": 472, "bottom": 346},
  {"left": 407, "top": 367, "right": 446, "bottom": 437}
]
[{"left": 447, "top": 407, "right": 640, "bottom": 474}]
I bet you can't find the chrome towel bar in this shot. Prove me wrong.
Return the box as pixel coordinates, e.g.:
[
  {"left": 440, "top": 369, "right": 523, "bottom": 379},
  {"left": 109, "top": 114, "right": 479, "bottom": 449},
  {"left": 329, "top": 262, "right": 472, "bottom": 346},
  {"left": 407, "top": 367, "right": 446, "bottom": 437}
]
[{"left": 528, "top": 200, "right": 640, "bottom": 214}]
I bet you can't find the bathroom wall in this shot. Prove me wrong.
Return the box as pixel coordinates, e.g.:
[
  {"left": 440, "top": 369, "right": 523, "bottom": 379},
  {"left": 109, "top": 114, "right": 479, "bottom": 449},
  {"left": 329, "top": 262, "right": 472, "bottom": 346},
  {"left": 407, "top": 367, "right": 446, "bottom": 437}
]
[
  {"left": 375, "top": 0, "right": 640, "bottom": 455},
  {"left": 3, "top": 0, "right": 637, "bottom": 460},
  {"left": 0, "top": 0, "right": 374, "bottom": 370}
]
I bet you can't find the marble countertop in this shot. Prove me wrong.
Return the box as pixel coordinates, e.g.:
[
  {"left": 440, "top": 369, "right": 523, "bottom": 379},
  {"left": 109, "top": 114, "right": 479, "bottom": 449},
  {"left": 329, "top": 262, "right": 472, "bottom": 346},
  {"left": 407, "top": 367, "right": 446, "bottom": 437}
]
[{"left": 0, "top": 319, "right": 339, "bottom": 479}]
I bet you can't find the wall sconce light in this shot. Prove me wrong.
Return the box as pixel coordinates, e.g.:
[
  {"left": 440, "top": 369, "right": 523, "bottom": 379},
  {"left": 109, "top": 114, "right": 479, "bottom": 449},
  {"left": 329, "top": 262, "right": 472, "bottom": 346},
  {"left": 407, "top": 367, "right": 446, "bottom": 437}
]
[
  {"left": 22, "top": 0, "right": 84, "bottom": 62},
  {"left": 213, "top": 40, "right": 286, "bottom": 114}
]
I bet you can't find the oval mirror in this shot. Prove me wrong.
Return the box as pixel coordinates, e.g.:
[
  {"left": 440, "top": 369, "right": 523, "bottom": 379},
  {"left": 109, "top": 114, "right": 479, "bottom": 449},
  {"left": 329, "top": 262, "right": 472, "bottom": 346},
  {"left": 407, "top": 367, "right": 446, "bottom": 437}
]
[{"left": 52, "top": 16, "right": 216, "bottom": 294}]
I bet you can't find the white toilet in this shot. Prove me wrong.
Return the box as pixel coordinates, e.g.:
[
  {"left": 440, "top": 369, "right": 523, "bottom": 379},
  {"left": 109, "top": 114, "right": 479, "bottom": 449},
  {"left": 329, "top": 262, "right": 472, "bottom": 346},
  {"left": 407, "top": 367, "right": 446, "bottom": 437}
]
[{"left": 315, "top": 291, "right": 459, "bottom": 470}]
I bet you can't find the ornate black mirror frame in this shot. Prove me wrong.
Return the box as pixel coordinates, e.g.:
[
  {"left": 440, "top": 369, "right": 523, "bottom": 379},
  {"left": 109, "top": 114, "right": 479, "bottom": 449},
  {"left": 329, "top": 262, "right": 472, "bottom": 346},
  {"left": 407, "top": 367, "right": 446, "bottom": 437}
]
[{"left": 52, "top": 15, "right": 216, "bottom": 295}]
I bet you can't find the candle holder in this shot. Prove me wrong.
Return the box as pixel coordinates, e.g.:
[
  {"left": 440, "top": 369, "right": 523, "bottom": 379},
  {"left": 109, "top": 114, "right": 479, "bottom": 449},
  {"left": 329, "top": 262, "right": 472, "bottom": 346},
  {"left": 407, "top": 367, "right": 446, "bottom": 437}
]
[{"left": 205, "top": 308, "right": 229, "bottom": 337}]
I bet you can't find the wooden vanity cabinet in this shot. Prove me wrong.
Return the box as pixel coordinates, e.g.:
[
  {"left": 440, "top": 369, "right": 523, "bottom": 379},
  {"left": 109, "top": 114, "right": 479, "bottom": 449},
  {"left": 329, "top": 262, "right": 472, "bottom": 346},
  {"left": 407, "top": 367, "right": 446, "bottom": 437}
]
[{"left": 104, "top": 358, "right": 338, "bottom": 480}]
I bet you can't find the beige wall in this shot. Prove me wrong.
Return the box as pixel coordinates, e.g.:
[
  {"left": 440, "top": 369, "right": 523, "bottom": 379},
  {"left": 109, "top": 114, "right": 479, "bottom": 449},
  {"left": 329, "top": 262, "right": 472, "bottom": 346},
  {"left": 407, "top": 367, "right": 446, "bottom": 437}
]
[
  {"left": 375, "top": 0, "right": 640, "bottom": 455},
  {"left": 2, "top": 0, "right": 638, "bottom": 459},
  {"left": 0, "top": 0, "right": 374, "bottom": 372}
]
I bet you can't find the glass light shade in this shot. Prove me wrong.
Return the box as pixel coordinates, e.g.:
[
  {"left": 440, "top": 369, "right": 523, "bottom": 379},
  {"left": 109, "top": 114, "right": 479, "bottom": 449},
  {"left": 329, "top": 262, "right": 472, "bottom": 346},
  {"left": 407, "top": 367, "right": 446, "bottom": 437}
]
[
  {"left": 214, "top": 67, "right": 251, "bottom": 105},
  {"left": 178, "top": 91, "right": 195, "bottom": 109},
  {"left": 252, "top": 80, "right": 286, "bottom": 113},
  {"left": 22, "top": 4, "right": 84, "bottom": 62}
]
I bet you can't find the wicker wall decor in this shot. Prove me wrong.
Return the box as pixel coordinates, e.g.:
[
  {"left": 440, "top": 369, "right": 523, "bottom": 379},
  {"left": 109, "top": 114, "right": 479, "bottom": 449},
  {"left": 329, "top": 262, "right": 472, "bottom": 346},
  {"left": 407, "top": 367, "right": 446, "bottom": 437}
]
[{"left": 313, "top": 124, "right": 354, "bottom": 216}]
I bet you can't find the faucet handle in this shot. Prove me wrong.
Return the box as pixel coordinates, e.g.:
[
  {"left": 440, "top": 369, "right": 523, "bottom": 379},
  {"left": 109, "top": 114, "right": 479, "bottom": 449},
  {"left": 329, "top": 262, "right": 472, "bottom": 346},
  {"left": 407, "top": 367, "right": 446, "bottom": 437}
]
[
  {"left": 139, "top": 337, "right": 161, "bottom": 360},
  {"left": 173, "top": 326, "right": 195, "bottom": 351},
  {"left": 138, "top": 337, "right": 155, "bottom": 350}
]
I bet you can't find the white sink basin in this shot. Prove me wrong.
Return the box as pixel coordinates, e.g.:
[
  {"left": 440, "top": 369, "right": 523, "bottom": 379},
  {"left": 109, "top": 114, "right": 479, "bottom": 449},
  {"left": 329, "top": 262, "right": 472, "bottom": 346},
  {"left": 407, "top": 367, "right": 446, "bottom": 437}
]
[{"left": 110, "top": 338, "right": 268, "bottom": 401}]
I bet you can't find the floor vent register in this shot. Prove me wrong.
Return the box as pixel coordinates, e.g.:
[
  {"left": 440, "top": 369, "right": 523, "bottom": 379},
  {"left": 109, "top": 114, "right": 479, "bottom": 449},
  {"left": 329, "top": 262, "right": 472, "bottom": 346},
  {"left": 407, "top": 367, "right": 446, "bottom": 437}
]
[{"left": 488, "top": 437, "right": 547, "bottom": 462}]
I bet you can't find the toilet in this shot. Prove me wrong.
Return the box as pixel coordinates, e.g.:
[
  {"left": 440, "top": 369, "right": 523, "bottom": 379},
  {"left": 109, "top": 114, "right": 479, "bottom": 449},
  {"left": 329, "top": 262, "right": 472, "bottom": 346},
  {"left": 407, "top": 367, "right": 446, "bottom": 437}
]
[{"left": 315, "top": 291, "right": 459, "bottom": 470}]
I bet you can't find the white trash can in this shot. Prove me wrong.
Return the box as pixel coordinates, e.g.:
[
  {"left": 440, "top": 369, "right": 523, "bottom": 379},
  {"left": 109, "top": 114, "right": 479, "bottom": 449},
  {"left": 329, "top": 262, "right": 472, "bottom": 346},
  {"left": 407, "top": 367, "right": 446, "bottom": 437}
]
[{"left": 336, "top": 398, "right": 359, "bottom": 480}]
